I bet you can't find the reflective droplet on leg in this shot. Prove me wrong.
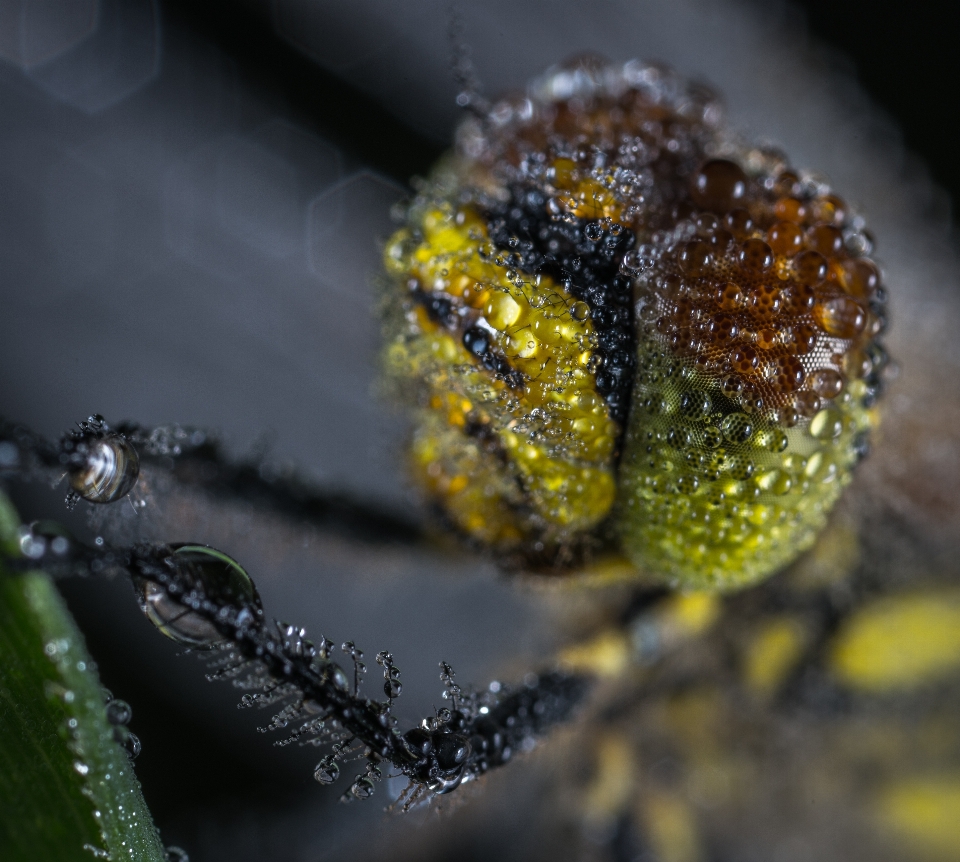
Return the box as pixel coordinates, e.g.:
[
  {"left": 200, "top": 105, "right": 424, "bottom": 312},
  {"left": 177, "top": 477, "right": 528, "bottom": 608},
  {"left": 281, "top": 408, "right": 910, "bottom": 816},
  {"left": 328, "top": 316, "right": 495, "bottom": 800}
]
[
  {"left": 69, "top": 433, "right": 140, "bottom": 503},
  {"left": 314, "top": 757, "right": 340, "bottom": 784},
  {"left": 136, "top": 545, "right": 263, "bottom": 648},
  {"left": 350, "top": 777, "right": 375, "bottom": 799},
  {"left": 384, "top": 678, "right": 402, "bottom": 699}
]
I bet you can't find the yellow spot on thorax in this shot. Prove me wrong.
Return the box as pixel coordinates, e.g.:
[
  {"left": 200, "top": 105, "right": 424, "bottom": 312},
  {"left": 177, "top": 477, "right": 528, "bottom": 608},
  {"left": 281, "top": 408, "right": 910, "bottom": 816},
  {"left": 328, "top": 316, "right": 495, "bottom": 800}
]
[
  {"left": 830, "top": 590, "right": 960, "bottom": 692},
  {"left": 875, "top": 776, "right": 960, "bottom": 860},
  {"left": 743, "top": 617, "right": 807, "bottom": 696}
]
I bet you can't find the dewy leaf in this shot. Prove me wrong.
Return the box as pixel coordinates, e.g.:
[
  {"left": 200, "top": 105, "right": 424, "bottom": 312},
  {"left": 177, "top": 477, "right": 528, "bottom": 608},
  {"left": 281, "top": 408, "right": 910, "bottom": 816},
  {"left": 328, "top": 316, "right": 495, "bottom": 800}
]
[{"left": 0, "top": 491, "right": 167, "bottom": 862}]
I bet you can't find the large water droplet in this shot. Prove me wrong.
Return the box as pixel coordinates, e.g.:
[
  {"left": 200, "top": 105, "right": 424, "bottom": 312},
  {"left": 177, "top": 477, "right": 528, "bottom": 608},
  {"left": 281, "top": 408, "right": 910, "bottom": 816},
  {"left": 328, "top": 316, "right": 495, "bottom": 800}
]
[
  {"left": 69, "top": 433, "right": 140, "bottom": 504},
  {"left": 136, "top": 545, "right": 262, "bottom": 648}
]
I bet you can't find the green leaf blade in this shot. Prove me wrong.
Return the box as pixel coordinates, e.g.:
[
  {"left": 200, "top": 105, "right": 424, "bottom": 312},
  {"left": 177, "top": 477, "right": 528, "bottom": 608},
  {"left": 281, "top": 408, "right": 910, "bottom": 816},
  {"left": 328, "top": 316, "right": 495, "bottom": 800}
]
[{"left": 0, "top": 492, "right": 166, "bottom": 862}]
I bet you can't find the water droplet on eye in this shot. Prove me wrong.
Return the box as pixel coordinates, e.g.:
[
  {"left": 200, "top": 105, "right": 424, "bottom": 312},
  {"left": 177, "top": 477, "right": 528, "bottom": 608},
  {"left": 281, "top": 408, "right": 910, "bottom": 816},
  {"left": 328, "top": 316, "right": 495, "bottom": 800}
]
[
  {"left": 792, "top": 250, "right": 828, "bottom": 287},
  {"left": 701, "top": 426, "right": 722, "bottom": 449},
  {"left": 721, "top": 413, "right": 753, "bottom": 444},
  {"left": 679, "top": 390, "right": 711, "bottom": 418},
  {"left": 738, "top": 239, "right": 774, "bottom": 274},
  {"left": 690, "top": 159, "right": 748, "bottom": 213},
  {"left": 570, "top": 300, "right": 591, "bottom": 321},
  {"left": 314, "top": 757, "right": 340, "bottom": 784},
  {"left": 767, "top": 221, "right": 803, "bottom": 256},
  {"left": 763, "top": 430, "right": 789, "bottom": 453},
  {"left": 755, "top": 469, "right": 792, "bottom": 495},
  {"left": 69, "top": 434, "right": 140, "bottom": 504},
  {"left": 135, "top": 545, "right": 263, "bottom": 648},
  {"left": 721, "top": 374, "right": 744, "bottom": 396},
  {"left": 809, "top": 408, "right": 844, "bottom": 440},
  {"left": 810, "top": 368, "right": 843, "bottom": 398},
  {"left": 816, "top": 296, "right": 866, "bottom": 339},
  {"left": 105, "top": 699, "right": 132, "bottom": 726},
  {"left": 584, "top": 222, "right": 603, "bottom": 241}
]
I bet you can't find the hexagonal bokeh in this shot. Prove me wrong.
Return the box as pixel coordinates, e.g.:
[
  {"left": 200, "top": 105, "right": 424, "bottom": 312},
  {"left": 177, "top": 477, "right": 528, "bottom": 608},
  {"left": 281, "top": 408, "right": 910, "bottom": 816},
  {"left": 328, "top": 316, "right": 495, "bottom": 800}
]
[
  {"left": 26, "top": 0, "right": 159, "bottom": 113},
  {"left": 308, "top": 169, "right": 405, "bottom": 297},
  {"left": 0, "top": 0, "right": 98, "bottom": 68},
  {"left": 165, "top": 121, "right": 342, "bottom": 273}
]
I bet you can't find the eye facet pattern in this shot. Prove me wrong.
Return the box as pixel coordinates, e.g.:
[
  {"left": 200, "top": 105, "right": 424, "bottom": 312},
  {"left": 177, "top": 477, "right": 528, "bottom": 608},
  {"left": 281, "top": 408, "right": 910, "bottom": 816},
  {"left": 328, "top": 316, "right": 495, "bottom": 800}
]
[{"left": 382, "top": 57, "right": 888, "bottom": 589}]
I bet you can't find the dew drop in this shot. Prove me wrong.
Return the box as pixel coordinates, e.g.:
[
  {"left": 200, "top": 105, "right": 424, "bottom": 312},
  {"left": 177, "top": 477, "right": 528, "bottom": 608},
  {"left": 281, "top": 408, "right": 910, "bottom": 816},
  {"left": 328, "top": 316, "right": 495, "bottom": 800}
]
[
  {"left": 114, "top": 727, "right": 141, "bottom": 759},
  {"left": 384, "top": 679, "right": 402, "bottom": 699},
  {"left": 106, "top": 699, "right": 132, "bottom": 726},
  {"left": 570, "top": 300, "right": 591, "bottom": 321},
  {"left": 809, "top": 408, "right": 844, "bottom": 440},
  {"left": 721, "top": 413, "right": 753, "bottom": 444},
  {"left": 350, "top": 777, "right": 376, "bottom": 799},
  {"left": 584, "top": 222, "right": 603, "bottom": 241},
  {"left": 690, "top": 159, "right": 748, "bottom": 213},
  {"left": 314, "top": 758, "right": 340, "bottom": 785},
  {"left": 69, "top": 434, "right": 140, "bottom": 504},
  {"left": 810, "top": 368, "right": 843, "bottom": 398},
  {"left": 135, "top": 545, "right": 262, "bottom": 649}
]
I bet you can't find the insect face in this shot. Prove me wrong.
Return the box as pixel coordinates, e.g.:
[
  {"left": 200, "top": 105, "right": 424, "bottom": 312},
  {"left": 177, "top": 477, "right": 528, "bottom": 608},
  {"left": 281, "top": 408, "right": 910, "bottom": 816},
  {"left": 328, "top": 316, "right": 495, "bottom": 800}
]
[{"left": 382, "top": 57, "right": 887, "bottom": 589}]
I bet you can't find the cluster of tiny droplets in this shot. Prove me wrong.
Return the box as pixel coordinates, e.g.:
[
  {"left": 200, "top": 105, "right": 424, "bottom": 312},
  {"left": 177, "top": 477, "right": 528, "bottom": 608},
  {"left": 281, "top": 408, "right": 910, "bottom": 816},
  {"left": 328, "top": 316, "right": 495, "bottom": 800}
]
[
  {"left": 378, "top": 650, "right": 403, "bottom": 700},
  {"left": 383, "top": 55, "right": 887, "bottom": 586},
  {"left": 617, "top": 156, "right": 885, "bottom": 589},
  {"left": 382, "top": 58, "right": 728, "bottom": 560},
  {"left": 3, "top": 417, "right": 590, "bottom": 813}
]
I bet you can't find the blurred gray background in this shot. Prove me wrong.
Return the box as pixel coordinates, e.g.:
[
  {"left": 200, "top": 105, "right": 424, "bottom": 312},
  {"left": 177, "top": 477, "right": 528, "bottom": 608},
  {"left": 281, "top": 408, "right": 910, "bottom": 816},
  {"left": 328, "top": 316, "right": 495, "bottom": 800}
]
[{"left": 2, "top": 1, "right": 960, "bottom": 860}]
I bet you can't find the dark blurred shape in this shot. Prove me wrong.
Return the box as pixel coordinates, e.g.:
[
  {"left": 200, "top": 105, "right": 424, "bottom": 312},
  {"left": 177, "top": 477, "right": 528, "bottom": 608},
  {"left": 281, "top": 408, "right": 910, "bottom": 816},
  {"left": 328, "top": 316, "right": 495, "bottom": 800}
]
[{"left": 795, "top": 0, "right": 956, "bottom": 220}]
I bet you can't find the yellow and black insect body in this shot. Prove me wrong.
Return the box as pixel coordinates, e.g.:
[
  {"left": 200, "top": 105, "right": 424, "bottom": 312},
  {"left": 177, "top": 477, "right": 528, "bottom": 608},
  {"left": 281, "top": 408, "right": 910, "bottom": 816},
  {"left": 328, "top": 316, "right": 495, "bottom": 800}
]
[{"left": 382, "top": 57, "right": 887, "bottom": 589}]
